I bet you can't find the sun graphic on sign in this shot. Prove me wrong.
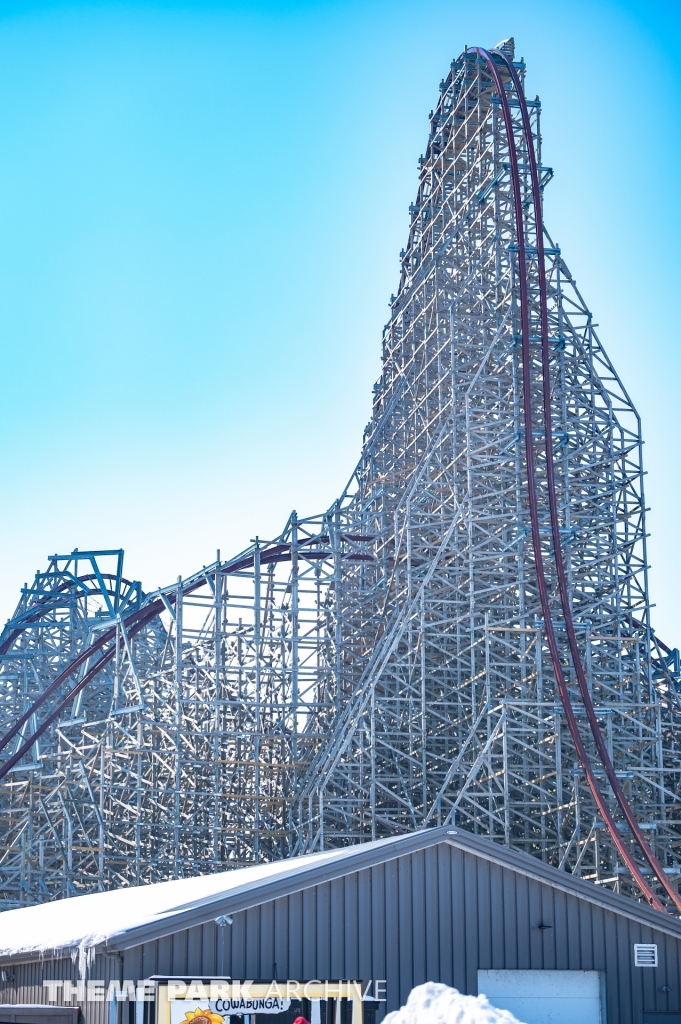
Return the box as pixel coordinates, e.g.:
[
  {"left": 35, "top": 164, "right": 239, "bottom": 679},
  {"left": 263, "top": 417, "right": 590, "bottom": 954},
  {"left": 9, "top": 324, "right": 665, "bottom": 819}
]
[{"left": 181, "top": 1009, "right": 223, "bottom": 1024}]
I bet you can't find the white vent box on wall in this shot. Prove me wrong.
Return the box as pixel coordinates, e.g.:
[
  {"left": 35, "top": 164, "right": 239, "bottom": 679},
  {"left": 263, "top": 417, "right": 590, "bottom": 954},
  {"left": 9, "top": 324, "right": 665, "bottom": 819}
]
[{"left": 635, "top": 943, "right": 659, "bottom": 967}]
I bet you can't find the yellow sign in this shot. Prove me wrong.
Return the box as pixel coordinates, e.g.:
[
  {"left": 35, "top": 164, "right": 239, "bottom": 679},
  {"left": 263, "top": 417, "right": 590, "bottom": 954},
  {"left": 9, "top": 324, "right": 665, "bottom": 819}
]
[{"left": 158, "top": 980, "right": 364, "bottom": 1024}]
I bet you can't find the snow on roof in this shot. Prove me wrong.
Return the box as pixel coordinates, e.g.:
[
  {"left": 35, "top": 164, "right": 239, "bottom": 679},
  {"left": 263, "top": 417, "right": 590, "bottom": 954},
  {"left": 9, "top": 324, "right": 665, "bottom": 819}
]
[
  {"left": 4, "top": 825, "right": 680, "bottom": 968},
  {"left": 0, "top": 844, "right": 361, "bottom": 961}
]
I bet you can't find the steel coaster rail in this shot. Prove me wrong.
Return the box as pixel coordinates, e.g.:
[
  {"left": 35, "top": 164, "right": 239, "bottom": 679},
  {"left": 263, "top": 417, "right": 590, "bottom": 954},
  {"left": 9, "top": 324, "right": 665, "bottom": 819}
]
[
  {"left": 470, "top": 45, "right": 671, "bottom": 913},
  {"left": 497, "top": 48, "right": 681, "bottom": 914},
  {"left": 0, "top": 566, "right": 146, "bottom": 756},
  {"left": 0, "top": 602, "right": 164, "bottom": 779},
  {"left": 0, "top": 531, "right": 335, "bottom": 778},
  {"left": 0, "top": 597, "right": 165, "bottom": 775},
  {"left": 0, "top": 572, "right": 140, "bottom": 656},
  {"left": 0, "top": 583, "right": 198, "bottom": 773}
]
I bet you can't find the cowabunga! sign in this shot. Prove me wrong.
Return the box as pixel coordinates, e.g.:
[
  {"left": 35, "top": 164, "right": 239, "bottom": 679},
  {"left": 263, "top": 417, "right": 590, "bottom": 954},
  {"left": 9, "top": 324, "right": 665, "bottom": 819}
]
[
  {"left": 159, "top": 981, "right": 371, "bottom": 1024},
  {"left": 170, "top": 999, "right": 289, "bottom": 1020}
]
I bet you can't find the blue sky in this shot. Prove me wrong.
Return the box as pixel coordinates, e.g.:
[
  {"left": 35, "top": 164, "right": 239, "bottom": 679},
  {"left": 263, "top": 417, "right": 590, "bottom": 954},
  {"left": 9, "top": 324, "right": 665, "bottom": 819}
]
[{"left": 0, "top": 0, "right": 680, "bottom": 641}]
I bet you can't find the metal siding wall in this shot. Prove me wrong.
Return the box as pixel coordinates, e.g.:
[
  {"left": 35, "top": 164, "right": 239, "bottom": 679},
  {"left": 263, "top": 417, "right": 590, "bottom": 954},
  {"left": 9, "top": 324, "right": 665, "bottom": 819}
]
[
  {"left": 259, "top": 902, "right": 274, "bottom": 981},
  {"left": 156, "top": 937, "right": 171, "bottom": 977},
  {"left": 203, "top": 923, "right": 218, "bottom": 978},
  {"left": 561, "top": 888, "right": 577, "bottom": 966},
  {"left": 396, "top": 851, "right": 411, "bottom": 1006},
  {"left": 510, "top": 864, "right": 524, "bottom": 966},
  {"left": 447, "top": 844, "right": 464, "bottom": 992},
  {"left": 462, "top": 844, "right": 479, "bottom": 994},
  {"left": 245, "top": 907, "right": 259, "bottom": 980},
  {"left": 357, "top": 864, "right": 371, "bottom": 991},
  {"left": 344, "top": 869, "right": 359, "bottom": 982},
  {"left": 186, "top": 923, "right": 202, "bottom": 977},
  {"left": 661, "top": 927, "right": 681, "bottom": 1018},
  {"left": 369, "top": 863, "right": 385, "bottom": 1001},
  {"left": 8, "top": 843, "right": 681, "bottom": 1023},
  {"left": 421, "top": 847, "right": 437, "bottom": 989},
  {"left": 3, "top": 954, "right": 120, "bottom": 1024},
  {"left": 534, "top": 873, "right": 547, "bottom": 968},
  {"left": 172, "top": 931, "right": 187, "bottom": 976},
  {"left": 429, "top": 847, "right": 444, "bottom": 986},
  {"left": 410, "top": 851, "right": 425, "bottom": 990},
  {"left": 489, "top": 862, "right": 503, "bottom": 969}
]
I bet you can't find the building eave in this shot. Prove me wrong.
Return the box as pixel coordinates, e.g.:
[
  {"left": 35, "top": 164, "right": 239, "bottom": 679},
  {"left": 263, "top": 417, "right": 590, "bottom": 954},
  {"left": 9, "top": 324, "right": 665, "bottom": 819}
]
[
  {"left": 4, "top": 826, "right": 681, "bottom": 965},
  {"left": 105, "top": 827, "right": 681, "bottom": 951}
]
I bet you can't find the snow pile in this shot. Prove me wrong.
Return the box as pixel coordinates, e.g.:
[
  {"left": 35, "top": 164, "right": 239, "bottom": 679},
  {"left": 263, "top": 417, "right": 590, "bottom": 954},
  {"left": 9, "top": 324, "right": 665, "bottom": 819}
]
[{"left": 383, "top": 983, "right": 525, "bottom": 1024}]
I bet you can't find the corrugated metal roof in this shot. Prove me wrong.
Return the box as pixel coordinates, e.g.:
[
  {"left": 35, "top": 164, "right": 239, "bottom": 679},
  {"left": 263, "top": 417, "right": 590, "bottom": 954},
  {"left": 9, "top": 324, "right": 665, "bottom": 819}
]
[{"left": 2, "top": 827, "right": 681, "bottom": 963}]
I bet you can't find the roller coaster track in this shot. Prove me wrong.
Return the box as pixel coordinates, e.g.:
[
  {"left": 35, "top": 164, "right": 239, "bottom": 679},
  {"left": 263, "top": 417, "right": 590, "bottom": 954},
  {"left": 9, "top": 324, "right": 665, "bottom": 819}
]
[
  {"left": 1, "top": 41, "right": 680, "bottom": 909},
  {"left": 0, "top": 538, "right": 319, "bottom": 779},
  {"left": 472, "top": 47, "right": 679, "bottom": 912}
]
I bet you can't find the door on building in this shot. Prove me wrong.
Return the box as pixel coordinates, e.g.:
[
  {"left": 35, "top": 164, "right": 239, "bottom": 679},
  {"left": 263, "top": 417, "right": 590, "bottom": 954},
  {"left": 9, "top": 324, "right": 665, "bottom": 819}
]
[{"left": 478, "top": 969, "right": 604, "bottom": 1024}]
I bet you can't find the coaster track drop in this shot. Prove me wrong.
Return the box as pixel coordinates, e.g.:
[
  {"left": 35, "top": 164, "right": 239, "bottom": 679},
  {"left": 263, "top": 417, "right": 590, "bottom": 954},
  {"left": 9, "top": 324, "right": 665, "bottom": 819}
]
[{"left": 2, "top": 39, "right": 681, "bottom": 911}]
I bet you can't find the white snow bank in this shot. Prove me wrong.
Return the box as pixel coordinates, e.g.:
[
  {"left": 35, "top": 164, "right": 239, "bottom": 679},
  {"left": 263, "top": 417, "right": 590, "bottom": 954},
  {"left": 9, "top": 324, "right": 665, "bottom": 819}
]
[
  {"left": 0, "top": 846, "right": 343, "bottom": 959},
  {"left": 383, "top": 983, "right": 525, "bottom": 1024}
]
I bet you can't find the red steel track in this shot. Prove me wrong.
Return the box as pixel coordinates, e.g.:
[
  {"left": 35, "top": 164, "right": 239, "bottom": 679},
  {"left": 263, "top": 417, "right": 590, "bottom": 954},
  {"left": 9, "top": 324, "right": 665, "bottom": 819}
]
[{"left": 471, "top": 45, "right": 679, "bottom": 912}]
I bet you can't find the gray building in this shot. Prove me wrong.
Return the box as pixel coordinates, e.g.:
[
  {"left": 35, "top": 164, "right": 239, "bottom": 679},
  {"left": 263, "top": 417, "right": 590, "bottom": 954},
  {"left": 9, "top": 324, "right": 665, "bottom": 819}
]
[{"left": 1, "top": 827, "right": 681, "bottom": 1024}]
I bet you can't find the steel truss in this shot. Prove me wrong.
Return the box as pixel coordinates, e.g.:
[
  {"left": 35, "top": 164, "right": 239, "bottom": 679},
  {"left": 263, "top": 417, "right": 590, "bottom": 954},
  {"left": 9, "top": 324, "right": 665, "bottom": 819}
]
[{"left": 2, "top": 38, "right": 681, "bottom": 911}]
